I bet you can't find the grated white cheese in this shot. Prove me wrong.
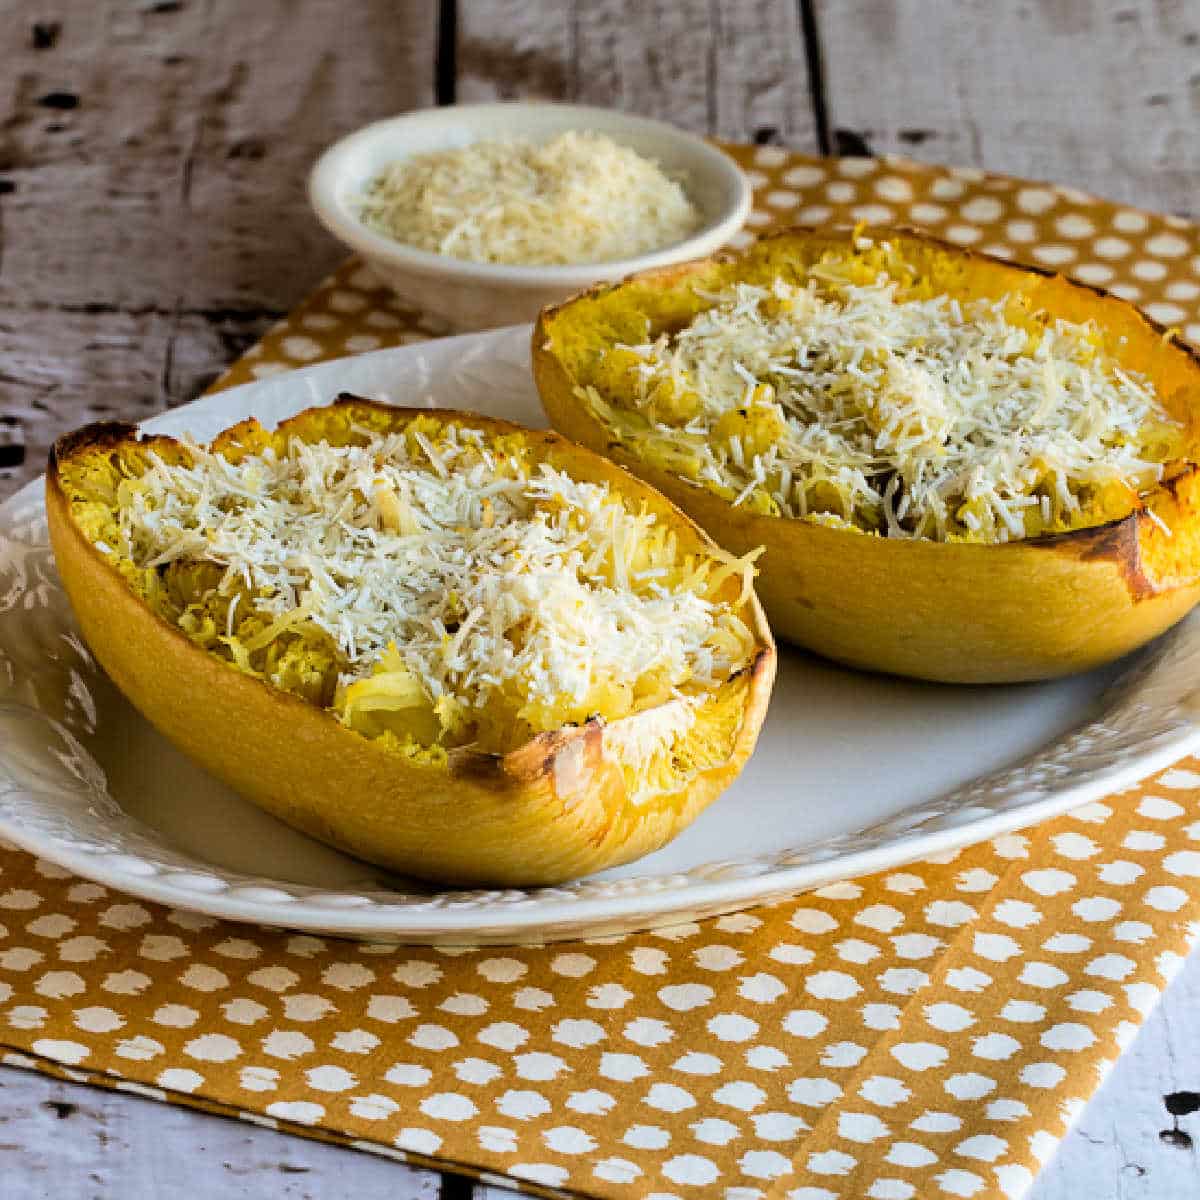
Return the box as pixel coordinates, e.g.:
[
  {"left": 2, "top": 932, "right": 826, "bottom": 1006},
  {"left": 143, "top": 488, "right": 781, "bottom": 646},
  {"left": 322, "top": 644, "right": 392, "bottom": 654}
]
[
  {"left": 109, "top": 422, "right": 753, "bottom": 747},
  {"left": 602, "top": 697, "right": 698, "bottom": 765},
  {"left": 596, "top": 241, "right": 1184, "bottom": 543},
  {"left": 355, "top": 131, "right": 702, "bottom": 266}
]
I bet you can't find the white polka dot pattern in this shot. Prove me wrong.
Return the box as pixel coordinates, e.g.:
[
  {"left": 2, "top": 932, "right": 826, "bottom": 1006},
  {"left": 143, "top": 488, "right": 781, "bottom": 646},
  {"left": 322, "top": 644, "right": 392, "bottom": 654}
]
[{"left": 9, "top": 144, "right": 1200, "bottom": 1200}]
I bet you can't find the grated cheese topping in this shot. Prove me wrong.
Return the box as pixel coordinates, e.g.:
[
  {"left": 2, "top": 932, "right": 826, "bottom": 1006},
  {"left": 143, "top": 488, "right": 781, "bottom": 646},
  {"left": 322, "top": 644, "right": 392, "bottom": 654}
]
[
  {"left": 105, "top": 420, "right": 755, "bottom": 754},
  {"left": 585, "top": 237, "right": 1185, "bottom": 543},
  {"left": 355, "top": 131, "right": 702, "bottom": 266}
]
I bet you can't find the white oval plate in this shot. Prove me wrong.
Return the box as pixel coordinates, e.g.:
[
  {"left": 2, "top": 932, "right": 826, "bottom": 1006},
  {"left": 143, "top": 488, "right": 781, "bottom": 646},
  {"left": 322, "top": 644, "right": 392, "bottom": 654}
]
[{"left": 4, "top": 326, "right": 1200, "bottom": 944}]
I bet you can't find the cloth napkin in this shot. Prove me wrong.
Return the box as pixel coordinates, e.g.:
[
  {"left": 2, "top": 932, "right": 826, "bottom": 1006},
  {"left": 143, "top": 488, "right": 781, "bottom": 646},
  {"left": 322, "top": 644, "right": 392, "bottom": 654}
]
[{"left": 3, "top": 143, "right": 1200, "bottom": 1200}]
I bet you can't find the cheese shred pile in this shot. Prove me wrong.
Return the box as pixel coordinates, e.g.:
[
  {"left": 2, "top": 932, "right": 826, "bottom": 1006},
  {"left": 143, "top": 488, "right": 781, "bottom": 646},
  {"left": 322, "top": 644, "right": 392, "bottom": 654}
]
[
  {"left": 101, "top": 420, "right": 756, "bottom": 756},
  {"left": 356, "top": 131, "right": 702, "bottom": 266},
  {"left": 585, "top": 237, "right": 1184, "bottom": 543}
]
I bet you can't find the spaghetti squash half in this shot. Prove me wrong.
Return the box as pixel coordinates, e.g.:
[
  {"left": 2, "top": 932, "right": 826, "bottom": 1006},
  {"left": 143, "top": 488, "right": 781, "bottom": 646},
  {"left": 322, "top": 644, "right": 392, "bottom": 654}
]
[
  {"left": 534, "top": 227, "right": 1200, "bottom": 682},
  {"left": 47, "top": 397, "right": 774, "bottom": 886}
]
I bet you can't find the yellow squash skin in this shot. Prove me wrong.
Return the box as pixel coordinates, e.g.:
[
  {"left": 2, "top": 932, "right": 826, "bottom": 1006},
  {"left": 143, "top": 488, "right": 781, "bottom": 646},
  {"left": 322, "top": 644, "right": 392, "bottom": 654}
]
[
  {"left": 533, "top": 227, "right": 1200, "bottom": 683},
  {"left": 46, "top": 401, "right": 775, "bottom": 887}
]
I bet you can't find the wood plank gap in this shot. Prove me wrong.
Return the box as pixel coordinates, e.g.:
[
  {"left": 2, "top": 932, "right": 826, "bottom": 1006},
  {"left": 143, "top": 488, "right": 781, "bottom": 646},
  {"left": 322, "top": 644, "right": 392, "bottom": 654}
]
[
  {"left": 437, "top": 0, "right": 458, "bottom": 105},
  {"left": 437, "top": 1169, "right": 474, "bottom": 1200},
  {"left": 797, "top": 0, "right": 831, "bottom": 154}
]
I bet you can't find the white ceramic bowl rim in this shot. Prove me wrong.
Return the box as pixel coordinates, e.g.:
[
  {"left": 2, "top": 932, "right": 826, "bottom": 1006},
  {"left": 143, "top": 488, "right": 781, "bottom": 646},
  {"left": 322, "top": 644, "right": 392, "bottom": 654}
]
[{"left": 308, "top": 101, "right": 754, "bottom": 287}]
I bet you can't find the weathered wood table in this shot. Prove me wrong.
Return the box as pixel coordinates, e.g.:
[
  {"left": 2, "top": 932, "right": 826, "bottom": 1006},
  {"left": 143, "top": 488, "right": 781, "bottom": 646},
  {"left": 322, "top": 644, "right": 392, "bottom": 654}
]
[{"left": 2, "top": 3, "right": 1199, "bottom": 1195}]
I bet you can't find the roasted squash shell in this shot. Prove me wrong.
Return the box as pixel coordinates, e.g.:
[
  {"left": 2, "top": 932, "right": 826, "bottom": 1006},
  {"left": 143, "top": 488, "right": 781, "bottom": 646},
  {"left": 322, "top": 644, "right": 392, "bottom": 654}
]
[
  {"left": 46, "top": 399, "right": 775, "bottom": 887},
  {"left": 533, "top": 227, "right": 1200, "bottom": 683}
]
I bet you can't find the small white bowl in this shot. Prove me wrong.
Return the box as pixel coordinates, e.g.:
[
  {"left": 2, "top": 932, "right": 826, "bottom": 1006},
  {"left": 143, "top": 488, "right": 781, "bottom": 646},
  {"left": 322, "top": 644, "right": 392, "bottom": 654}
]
[{"left": 309, "top": 102, "right": 752, "bottom": 332}]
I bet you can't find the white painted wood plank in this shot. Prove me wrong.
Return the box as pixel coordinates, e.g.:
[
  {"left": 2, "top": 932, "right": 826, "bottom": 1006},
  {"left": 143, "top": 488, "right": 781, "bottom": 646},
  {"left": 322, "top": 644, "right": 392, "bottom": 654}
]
[
  {"left": 0, "top": 0, "right": 438, "bottom": 312},
  {"left": 0, "top": 1066, "right": 443, "bottom": 1199},
  {"left": 0, "top": 0, "right": 438, "bottom": 498},
  {"left": 710, "top": 0, "right": 815, "bottom": 146},
  {"left": 456, "top": 0, "right": 575, "bottom": 105},
  {"left": 0, "top": 307, "right": 274, "bottom": 499},
  {"left": 814, "top": 0, "right": 1200, "bottom": 216},
  {"left": 457, "top": 0, "right": 818, "bottom": 146},
  {"left": 1030, "top": 943, "right": 1200, "bottom": 1199}
]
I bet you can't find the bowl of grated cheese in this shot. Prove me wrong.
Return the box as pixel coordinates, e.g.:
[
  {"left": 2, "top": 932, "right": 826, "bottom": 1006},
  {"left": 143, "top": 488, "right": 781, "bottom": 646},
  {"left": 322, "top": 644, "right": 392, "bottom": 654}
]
[{"left": 309, "top": 103, "right": 752, "bottom": 331}]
